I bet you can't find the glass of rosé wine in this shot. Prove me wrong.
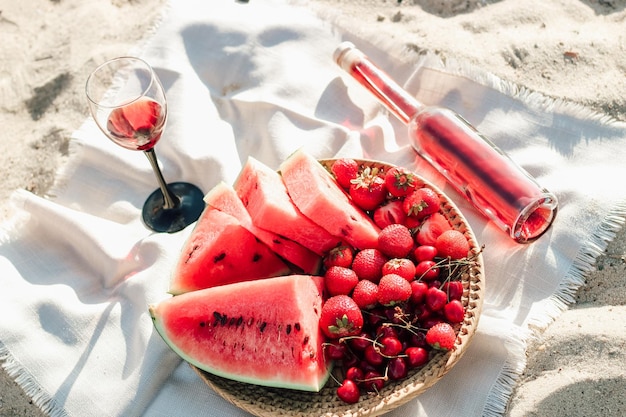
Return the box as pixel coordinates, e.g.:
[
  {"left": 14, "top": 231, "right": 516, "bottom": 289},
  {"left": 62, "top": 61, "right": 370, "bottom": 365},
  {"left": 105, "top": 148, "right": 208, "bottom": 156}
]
[{"left": 86, "top": 57, "right": 204, "bottom": 233}]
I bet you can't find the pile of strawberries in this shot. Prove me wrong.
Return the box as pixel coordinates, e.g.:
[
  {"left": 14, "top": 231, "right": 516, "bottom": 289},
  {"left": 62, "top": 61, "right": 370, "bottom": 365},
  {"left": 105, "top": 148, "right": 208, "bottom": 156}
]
[{"left": 320, "top": 158, "right": 479, "bottom": 404}]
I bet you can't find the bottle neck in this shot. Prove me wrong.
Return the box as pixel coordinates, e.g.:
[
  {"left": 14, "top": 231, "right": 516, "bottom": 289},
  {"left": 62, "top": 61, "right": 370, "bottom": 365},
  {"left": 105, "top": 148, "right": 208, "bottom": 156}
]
[{"left": 334, "top": 43, "right": 423, "bottom": 125}]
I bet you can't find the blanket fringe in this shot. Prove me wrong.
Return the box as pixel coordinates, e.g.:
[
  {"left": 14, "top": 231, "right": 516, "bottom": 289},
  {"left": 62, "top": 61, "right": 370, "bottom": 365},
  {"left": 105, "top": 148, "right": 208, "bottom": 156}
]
[
  {"left": 0, "top": 343, "right": 68, "bottom": 417},
  {"left": 482, "top": 330, "right": 529, "bottom": 417}
]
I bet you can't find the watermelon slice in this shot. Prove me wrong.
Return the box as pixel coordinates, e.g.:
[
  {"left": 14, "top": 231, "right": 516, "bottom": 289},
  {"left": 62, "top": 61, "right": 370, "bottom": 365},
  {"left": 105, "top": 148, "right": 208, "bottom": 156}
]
[
  {"left": 150, "top": 275, "right": 331, "bottom": 392},
  {"left": 204, "top": 182, "right": 322, "bottom": 274},
  {"left": 234, "top": 156, "right": 341, "bottom": 255},
  {"left": 169, "top": 208, "right": 290, "bottom": 295},
  {"left": 280, "top": 149, "right": 381, "bottom": 250}
]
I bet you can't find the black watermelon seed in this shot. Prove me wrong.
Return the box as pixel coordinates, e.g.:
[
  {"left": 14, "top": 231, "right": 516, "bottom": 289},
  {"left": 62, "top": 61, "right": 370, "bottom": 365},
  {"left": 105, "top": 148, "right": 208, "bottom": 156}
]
[
  {"left": 294, "top": 322, "right": 301, "bottom": 331},
  {"left": 212, "top": 311, "right": 222, "bottom": 326},
  {"left": 259, "top": 322, "right": 267, "bottom": 332},
  {"left": 252, "top": 253, "right": 261, "bottom": 262},
  {"left": 214, "top": 252, "right": 226, "bottom": 263},
  {"left": 286, "top": 324, "right": 292, "bottom": 335}
]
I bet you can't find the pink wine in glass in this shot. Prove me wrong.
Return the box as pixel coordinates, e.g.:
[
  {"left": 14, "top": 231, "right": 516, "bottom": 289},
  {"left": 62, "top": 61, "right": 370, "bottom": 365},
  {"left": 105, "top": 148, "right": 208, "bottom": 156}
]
[
  {"left": 86, "top": 56, "right": 205, "bottom": 233},
  {"left": 334, "top": 42, "right": 558, "bottom": 243},
  {"left": 107, "top": 97, "right": 166, "bottom": 151}
]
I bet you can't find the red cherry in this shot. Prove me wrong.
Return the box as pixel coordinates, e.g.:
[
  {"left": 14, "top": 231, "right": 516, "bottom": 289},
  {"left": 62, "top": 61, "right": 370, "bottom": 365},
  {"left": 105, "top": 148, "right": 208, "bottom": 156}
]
[
  {"left": 409, "top": 332, "right": 428, "bottom": 348},
  {"left": 443, "top": 280, "right": 464, "bottom": 301},
  {"left": 376, "top": 324, "right": 399, "bottom": 340},
  {"left": 345, "top": 366, "right": 365, "bottom": 381},
  {"left": 443, "top": 299, "right": 465, "bottom": 323},
  {"left": 426, "top": 287, "right": 448, "bottom": 311},
  {"left": 405, "top": 346, "right": 429, "bottom": 367},
  {"left": 410, "top": 281, "right": 429, "bottom": 304},
  {"left": 364, "top": 344, "right": 385, "bottom": 367},
  {"left": 413, "top": 245, "right": 437, "bottom": 262},
  {"left": 363, "top": 371, "right": 385, "bottom": 392},
  {"left": 428, "top": 279, "right": 442, "bottom": 289},
  {"left": 337, "top": 379, "right": 360, "bottom": 404},
  {"left": 379, "top": 336, "right": 403, "bottom": 357},
  {"left": 387, "top": 357, "right": 408, "bottom": 380},
  {"left": 324, "top": 342, "right": 347, "bottom": 361},
  {"left": 415, "top": 260, "right": 439, "bottom": 281}
]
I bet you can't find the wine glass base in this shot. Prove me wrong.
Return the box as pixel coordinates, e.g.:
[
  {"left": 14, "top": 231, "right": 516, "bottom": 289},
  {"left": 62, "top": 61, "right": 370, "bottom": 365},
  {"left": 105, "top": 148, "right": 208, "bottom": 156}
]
[{"left": 142, "top": 182, "right": 205, "bottom": 233}]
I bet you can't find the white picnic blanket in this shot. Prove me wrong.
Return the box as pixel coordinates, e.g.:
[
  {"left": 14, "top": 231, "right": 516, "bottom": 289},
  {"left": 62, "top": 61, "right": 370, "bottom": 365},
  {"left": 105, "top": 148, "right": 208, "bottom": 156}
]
[{"left": 2, "top": 0, "right": 626, "bottom": 416}]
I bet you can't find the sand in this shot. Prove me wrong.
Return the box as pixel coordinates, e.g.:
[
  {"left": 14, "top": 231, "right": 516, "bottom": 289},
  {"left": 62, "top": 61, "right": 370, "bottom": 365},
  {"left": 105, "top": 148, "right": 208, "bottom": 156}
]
[{"left": 0, "top": 0, "right": 624, "bottom": 416}]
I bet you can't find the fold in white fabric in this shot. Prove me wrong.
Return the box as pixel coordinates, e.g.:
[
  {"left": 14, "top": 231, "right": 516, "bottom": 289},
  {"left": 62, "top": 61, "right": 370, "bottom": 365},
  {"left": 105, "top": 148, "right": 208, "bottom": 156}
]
[{"left": 1, "top": 1, "right": 625, "bottom": 416}]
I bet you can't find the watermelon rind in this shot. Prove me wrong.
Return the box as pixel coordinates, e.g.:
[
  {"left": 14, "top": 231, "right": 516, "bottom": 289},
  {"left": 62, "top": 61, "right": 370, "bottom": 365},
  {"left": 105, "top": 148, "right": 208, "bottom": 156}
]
[{"left": 150, "top": 275, "right": 332, "bottom": 392}]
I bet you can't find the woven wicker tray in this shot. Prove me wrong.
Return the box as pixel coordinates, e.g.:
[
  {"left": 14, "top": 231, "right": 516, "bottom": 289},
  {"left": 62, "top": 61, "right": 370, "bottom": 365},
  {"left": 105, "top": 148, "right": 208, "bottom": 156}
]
[{"left": 194, "top": 159, "right": 485, "bottom": 416}]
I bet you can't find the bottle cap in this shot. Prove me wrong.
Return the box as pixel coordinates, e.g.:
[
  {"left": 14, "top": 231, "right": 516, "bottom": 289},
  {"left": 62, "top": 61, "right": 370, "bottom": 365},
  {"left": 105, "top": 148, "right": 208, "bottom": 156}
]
[{"left": 333, "top": 42, "right": 363, "bottom": 71}]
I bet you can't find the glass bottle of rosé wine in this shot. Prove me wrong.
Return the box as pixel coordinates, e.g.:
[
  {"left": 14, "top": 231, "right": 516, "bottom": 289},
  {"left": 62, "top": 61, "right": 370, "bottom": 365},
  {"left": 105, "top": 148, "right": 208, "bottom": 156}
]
[{"left": 334, "top": 42, "right": 557, "bottom": 243}]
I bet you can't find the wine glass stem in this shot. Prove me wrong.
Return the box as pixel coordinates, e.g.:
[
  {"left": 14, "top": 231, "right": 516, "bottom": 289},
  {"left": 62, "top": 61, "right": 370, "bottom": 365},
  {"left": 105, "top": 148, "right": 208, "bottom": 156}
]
[{"left": 143, "top": 148, "right": 180, "bottom": 210}]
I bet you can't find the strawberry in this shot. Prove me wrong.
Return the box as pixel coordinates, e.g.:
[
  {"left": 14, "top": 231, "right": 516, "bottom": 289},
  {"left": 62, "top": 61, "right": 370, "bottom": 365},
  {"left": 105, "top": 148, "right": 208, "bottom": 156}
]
[
  {"left": 383, "top": 166, "right": 417, "bottom": 197},
  {"left": 403, "top": 215, "right": 422, "bottom": 230},
  {"left": 373, "top": 200, "right": 407, "bottom": 229},
  {"left": 351, "top": 279, "right": 379, "bottom": 309},
  {"left": 415, "top": 213, "right": 452, "bottom": 246},
  {"left": 425, "top": 322, "right": 456, "bottom": 350},
  {"left": 403, "top": 188, "right": 439, "bottom": 219},
  {"left": 351, "top": 248, "right": 388, "bottom": 283},
  {"left": 331, "top": 158, "right": 359, "bottom": 189},
  {"left": 378, "top": 224, "right": 414, "bottom": 258},
  {"left": 377, "top": 274, "right": 412, "bottom": 306},
  {"left": 319, "top": 295, "right": 364, "bottom": 339},
  {"left": 382, "top": 258, "right": 416, "bottom": 282},
  {"left": 323, "top": 245, "right": 354, "bottom": 269},
  {"left": 324, "top": 266, "right": 359, "bottom": 296},
  {"left": 435, "top": 230, "right": 470, "bottom": 260},
  {"left": 349, "top": 167, "right": 387, "bottom": 211}
]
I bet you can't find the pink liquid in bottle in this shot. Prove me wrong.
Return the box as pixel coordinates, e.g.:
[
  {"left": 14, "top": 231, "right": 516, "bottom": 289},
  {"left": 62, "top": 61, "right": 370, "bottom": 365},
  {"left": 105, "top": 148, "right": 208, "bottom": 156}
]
[{"left": 334, "top": 42, "right": 557, "bottom": 243}]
